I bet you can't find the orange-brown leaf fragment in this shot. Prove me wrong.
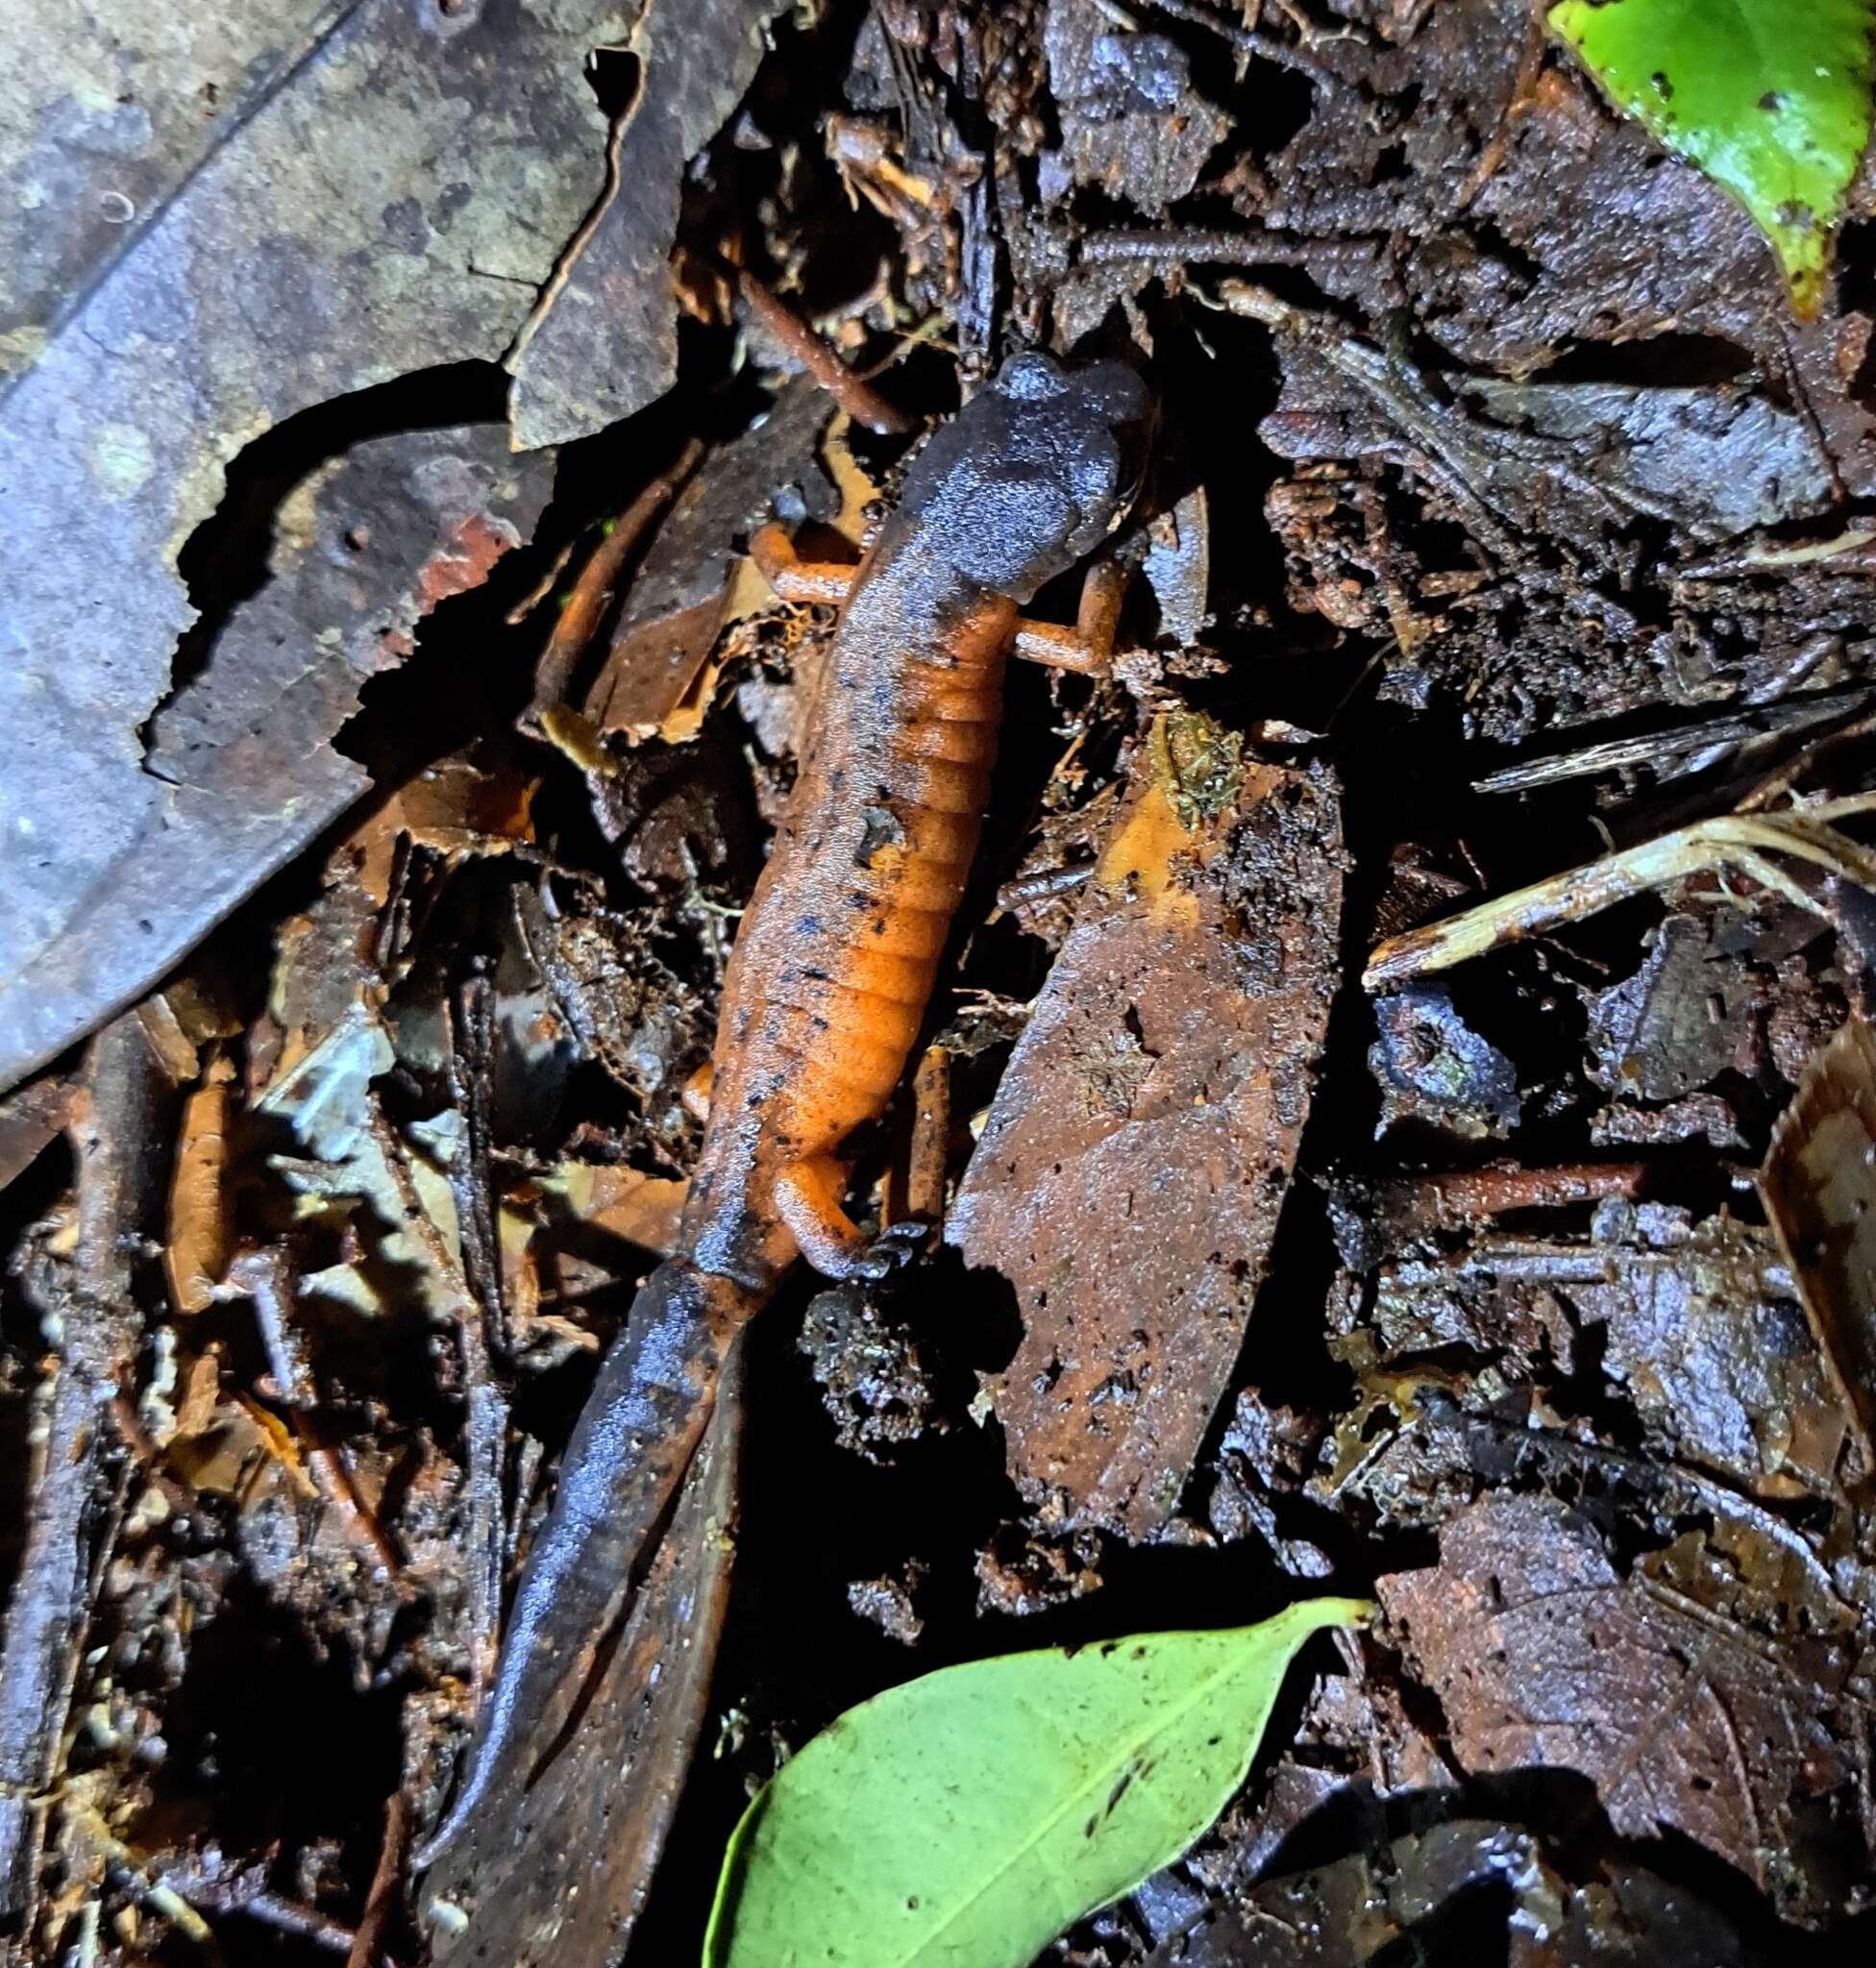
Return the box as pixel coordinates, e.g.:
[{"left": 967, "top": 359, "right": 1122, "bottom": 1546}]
[
  {"left": 949, "top": 719, "right": 1343, "bottom": 1538},
  {"left": 1761, "top": 1015, "right": 1876, "bottom": 1478},
  {"left": 165, "top": 1053, "right": 235, "bottom": 1315}
]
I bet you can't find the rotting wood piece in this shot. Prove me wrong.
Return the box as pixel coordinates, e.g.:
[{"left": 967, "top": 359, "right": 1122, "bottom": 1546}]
[{"left": 950, "top": 714, "right": 1344, "bottom": 1538}]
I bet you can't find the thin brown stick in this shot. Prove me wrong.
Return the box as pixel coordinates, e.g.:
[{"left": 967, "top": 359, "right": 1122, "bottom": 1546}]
[
  {"left": 222, "top": 1248, "right": 405, "bottom": 1582},
  {"left": 735, "top": 268, "right": 915, "bottom": 433},
  {"left": 906, "top": 1045, "right": 951, "bottom": 1226},
  {"left": 527, "top": 443, "right": 703, "bottom": 719},
  {"left": 344, "top": 1792, "right": 407, "bottom": 1968},
  {"left": 1380, "top": 1162, "right": 1649, "bottom": 1226},
  {"left": 1144, "top": 0, "right": 1353, "bottom": 87}
]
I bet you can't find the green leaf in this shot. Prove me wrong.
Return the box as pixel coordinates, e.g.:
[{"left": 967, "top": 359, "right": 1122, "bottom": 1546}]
[
  {"left": 1547, "top": 0, "right": 1875, "bottom": 314},
  {"left": 702, "top": 1597, "right": 1371, "bottom": 1968}
]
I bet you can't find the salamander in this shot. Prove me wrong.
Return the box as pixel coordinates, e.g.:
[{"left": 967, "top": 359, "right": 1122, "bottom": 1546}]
[{"left": 415, "top": 351, "right": 1150, "bottom": 1867}]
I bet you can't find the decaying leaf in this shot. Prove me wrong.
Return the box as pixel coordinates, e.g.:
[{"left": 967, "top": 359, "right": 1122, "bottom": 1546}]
[
  {"left": 0, "top": 0, "right": 644, "bottom": 1090},
  {"left": 0, "top": 2, "right": 334, "bottom": 376},
  {"left": 581, "top": 381, "right": 840, "bottom": 742},
  {"left": 0, "top": 1072, "right": 75, "bottom": 1193},
  {"left": 1359, "top": 1204, "right": 1851, "bottom": 1499},
  {"left": 506, "top": 0, "right": 792, "bottom": 449},
  {"left": 1042, "top": 7, "right": 1230, "bottom": 219},
  {"left": 951, "top": 717, "right": 1343, "bottom": 1538},
  {"left": 1378, "top": 1491, "right": 1872, "bottom": 1923},
  {"left": 0, "top": 425, "right": 554, "bottom": 1095},
  {"left": 1762, "top": 1015, "right": 1876, "bottom": 1470}
]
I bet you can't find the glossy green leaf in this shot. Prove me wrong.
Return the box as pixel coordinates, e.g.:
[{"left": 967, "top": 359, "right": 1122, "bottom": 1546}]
[
  {"left": 702, "top": 1597, "right": 1371, "bottom": 1968},
  {"left": 1548, "top": 0, "right": 1875, "bottom": 313}
]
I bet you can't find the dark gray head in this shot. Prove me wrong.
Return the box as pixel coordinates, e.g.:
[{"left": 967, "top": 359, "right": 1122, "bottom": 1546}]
[{"left": 896, "top": 352, "right": 1152, "bottom": 603}]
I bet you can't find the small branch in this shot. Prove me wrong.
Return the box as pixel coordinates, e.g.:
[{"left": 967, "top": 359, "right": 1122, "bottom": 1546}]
[
  {"left": 367, "top": 1097, "right": 507, "bottom": 1704},
  {"left": 445, "top": 972, "right": 510, "bottom": 1362},
  {"left": 220, "top": 1247, "right": 405, "bottom": 1582},
  {"left": 0, "top": 1011, "right": 178, "bottom": 1926},
  {"left": 1365, "top": 797, "right": 1876, "bottom": 989},
  {"left": 1144, "top": 0, "right": 1354, "bottom": 89},
  {"left": 734, "top": 268, "right": 915, "bottom": 434},
  {"left": 344, "top": 1791, "right": 407, "bottom": 1968},
  {"left": 526, "top": 443, "right": 702, "bottom": 720}
]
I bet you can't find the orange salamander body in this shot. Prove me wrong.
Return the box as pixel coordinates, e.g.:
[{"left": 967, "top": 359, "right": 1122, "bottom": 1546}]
[{"left": 416, "top": 351, "right": 1150, "bottom": 1866}]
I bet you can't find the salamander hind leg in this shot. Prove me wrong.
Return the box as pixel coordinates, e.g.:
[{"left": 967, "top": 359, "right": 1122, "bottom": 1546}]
[{"left": 775, "top": 1156, "right": 911, "bottom": 1282}]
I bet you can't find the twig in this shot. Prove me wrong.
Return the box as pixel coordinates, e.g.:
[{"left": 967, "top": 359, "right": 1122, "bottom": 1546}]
[
  {"left": 366, "top": 1097, "right": 507, "bottom": 1703},
  {"left": 1145, "top": 0, "right": 1353, "bottom": 88},
  {"left": 0, "top": 1013, "right": 177, "bottom": 1927},
  {"left": 445, "top": 972, "right": 510, "bottom": 1363},
  {"left": 526, "top": 444, "right": 703, "bottom": 720},
  {"left": 344, "top": 1791, "right": 407, "bottom": 1968},
  {"left": 151, "top": 1851, "right": 365, "bottom": 1956},
  {"left": 1365, "top": 795, "right": 1876, "bottom": 989},
  {"left": 1077, "top": 228, "right": 1381, "bottom": 273},
  {"left": 1678, "top": 522, "right": 1876, "bottom": 579},
  {"left": 220, "top": 1247, "right": 405, "bottom": 1581},
  {"left": 1472, "top": 688, "right": 1871, "bottom": 795},
  {"left": 1373, "top": 1161, "right": 1649, "bottom": 1232},
  {"left": 734, "top": 268, "right": 915, "bottom": 433}
]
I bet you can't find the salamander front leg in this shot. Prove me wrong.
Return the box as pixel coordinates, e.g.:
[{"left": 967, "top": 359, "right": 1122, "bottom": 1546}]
[
  {"left": 753, "top": 529, "right": 1129, "bottom": 681},
  {"left": 775, "top": 1157, "right": 920, "bottom": 1282},
  {"left": 1012, "top": 554, "right": 1127, "bottom": 676},
  {"left": 749, "top": 523, "right": 856, "bottom": 604}
]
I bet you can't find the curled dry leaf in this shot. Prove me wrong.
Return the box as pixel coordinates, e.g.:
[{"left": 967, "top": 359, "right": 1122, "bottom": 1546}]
[
  {"left": 506, "top": 0, "right": 792, "bottom": 449},
  {"left": 0, "top": 426, "right": 555, "bottom": 1095},
  {"left": 580, "top": 382, "right": 841, "bottom": 743}
]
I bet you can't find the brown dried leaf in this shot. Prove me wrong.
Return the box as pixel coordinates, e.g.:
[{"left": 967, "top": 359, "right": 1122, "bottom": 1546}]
[
  {"left": 583, "top": 382, "right": 839, "bottom": 741},
  {"left": 950, "top": 718, "right": 1343, "bottom": 1537},
  {"left": 0, "top": 427, "right": 554, "bottom": 1095},
  {"left": 0, "top": 1074, "right": 75, "bottom": 1194},
  {"left": 1378, "top": 1491, "right": 1870, "bottom": 1922},
  {"left": 1761, "top": 1014, "right": 1876, "bottom": 1475},
  {"left": 0, "top": 0, "right": 634, "bottom": 1090}
]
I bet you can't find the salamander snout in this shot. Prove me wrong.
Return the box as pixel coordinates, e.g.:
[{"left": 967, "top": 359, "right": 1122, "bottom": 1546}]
[
  {"left": 1053, "top": 358, "right": 1154, "bottom": 554},
  {"left": 896, "top": 350, "right": 1155, "bottom": 600}
]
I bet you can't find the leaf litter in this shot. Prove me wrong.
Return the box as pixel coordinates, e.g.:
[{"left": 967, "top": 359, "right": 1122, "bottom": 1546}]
[{"left": 7, "top": 2, "right": 1876, "bottom": 1965}]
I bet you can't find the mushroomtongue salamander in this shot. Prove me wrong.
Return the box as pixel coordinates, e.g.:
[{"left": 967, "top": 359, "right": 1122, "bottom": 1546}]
[{"left": 415, "top": 351, "right": 1151, "bottom": 1866}]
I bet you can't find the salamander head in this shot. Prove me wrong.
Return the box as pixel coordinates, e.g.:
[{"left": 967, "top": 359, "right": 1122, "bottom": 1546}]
[{"left": 898, "top": 351, "right": 1153, "bottom": 603}]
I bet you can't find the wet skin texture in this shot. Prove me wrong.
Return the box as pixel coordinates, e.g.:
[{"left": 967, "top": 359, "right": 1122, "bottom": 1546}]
[{"left": 415, "top": 353, "right": 1150, "bottom": 1866}]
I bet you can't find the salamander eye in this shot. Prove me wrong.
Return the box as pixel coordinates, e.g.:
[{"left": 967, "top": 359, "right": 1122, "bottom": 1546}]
[
  {"left": 1000, "top": 352, "right": 1069, "bottom": 403},
  {"left": 1067, "top": 439, "right": 1122, "bottom": 519}
]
